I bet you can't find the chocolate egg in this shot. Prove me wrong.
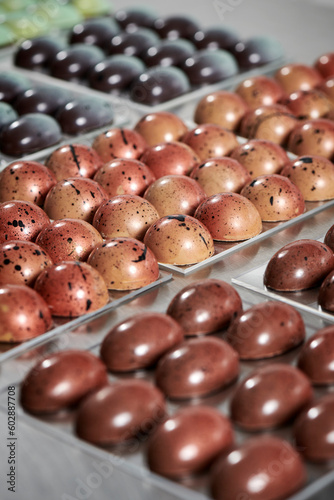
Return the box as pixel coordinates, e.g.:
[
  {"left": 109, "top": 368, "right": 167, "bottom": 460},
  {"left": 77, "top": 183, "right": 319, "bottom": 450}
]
[
  {"left": 92, "top": 128, "right": 147, "bottom": 163},
  {"left": 0, "top": 200, "right": 50, "bottom": 243},
  {"left": 325, "top": 224, "right": 334, "bottom": 252},
  {"left": 226, "top": 301, "right": 305, "bottom": 359},
  {"left": 143, "top": 214, "right": 214, "bottom": 265},
  {"left": 282, "top": 89, "right": 333, "bottom": 120},
  {"left": 93, "top": 158, "right": 155, "bottom": 198},
  {"left": 14, "top": 36, "right": 66, "bottom": 70},
  {"left": 56, "top": 97, "right": 114, "bottom": 135},
  {"left": 50, "top": 44, "right": 105, "bottom": 82},
  {"left": 87, "top": 237, "right": 159, "bottom": 290},
  {"left": 147, "top": 406, "right": 234, "bottom": 478},
  {"left": 68, "top": 17, "right": 120, "bottom": 48},
  {"left": 190, "top": 157, "right": 251, "bottom": 196},
  {"left": 314, "top": 52, "right": 334, "bottom": 79},
  {"left": 0, "top": 113, "right": 62, "bottom": 156},
  {"left": 195, "top": 192, "right": 262, "bottom": 241},
  {"left": 92, "top": 195, "right": 159, "bottom": 240},
  {"left": 0, "top": 284, "right": 52, "bottom": 343},
  {"left": 35, "top": 219, "right": 103, "bottom": 263},
  {"left": 114, "top": 6, "right": 157, "bottom": 31},
  {"left": 153, "top": 14, "right": 200, "bottom": 39},
  {"left": 240, "top": 174, "right": 305, "bottom": 221},
  {"left": 194, "top": 90, "right": 248, "bottom": 131},
  {"left": 274, "top": 63, "right": 323, "bottom": 94},
  {"left": 0, "top": 240, "right": 52, "bottom": 286},
  {"left": 88, "top": 54, "right": 145, "bottom": 92},
  {"left": 264, "top": 239, "right": 334, "bottom": 291},
  {"left": 318, "top": 76, "right": 334, "bottom": 105},
  {"left": 293, "top": 394, "right": 334, "bottom": 461},
  {"left": 143, "top": 175, "right": 206, "bottom": 217},
  {"left": 142, "top": 38, "right": 196, "bottom": 67},
  {"left": 230, "top": 363, "right": 313, "bottom": 430},
  {"left": 45, "top": 143, "right": 104, "bottom": 181},
  {"left": 155, "top": 336, "right": 239, "bottom": 399},
  {"left": 133, "top": 111, "right": 188, "bottom": 147},
  {"left": 34, "top": 261, "right": 109, "bottom": 317},
  {"left": 43, "top": 177, "right": 108, "bottom": 223},
  {"left": 235, "top": 75, "right": 285, "bottom": 109},
  {"left": 0, "top": 102, "right": 18, "bottom": 131},
  {"left": 231, "top": 35, "right": 284, "bottom": 70},
  {"left": 0, "top": 160, "right": 56, "bottom": 206},
  {"left": 211, "top": 436, "right": 306, "bottom": 500},
  {"left": 191, "top": 26, "right": 239, "bottom": 51},
  {"left": 167, "top": 279, "right": 242, "bottom": 336},
  {"left": 182, "top": 124, "right": 239, "bottom": 161},
  {"left": 0, "top": 72, "right": 31, "bottom": 103},
  {"left": 181, "top": 49, "right": 238, "bottom": 85},
  {"left": 21, "top": 350, "right": 108, "bottom": 413},
  {"left": 100, "top": 312, "right": 184, "bottom": 372},
  {"left": 106, "top": 28, "right": 159, "bottom": 57},
  {"left": 140, "top": 141, "right": 199, "bottom": 178},
  {"left": 13, "top": 86, "right": 71, "bottom": 117},
  {"left": 230, "top": 139, "right": 290, "bottom": 178},
  {"left": 287, "top": 118, "right": 334, "bottom": 159},
  {"left": 297, "top": 325, "right": 334, "bottom": 384},
  {"left": 75, "top": 379, "right": 166, "bottom": 444},
  {"left": 281, "top": 155, "right": 334, "bottom": 201}
]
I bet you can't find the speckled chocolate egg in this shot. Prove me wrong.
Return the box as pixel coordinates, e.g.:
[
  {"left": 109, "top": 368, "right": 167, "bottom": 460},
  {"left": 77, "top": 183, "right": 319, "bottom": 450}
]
[
  {"left": 211, "top": 436, "right": 306, "bottom": 500},
  {"left": 143, "top": 175, "right": 206, "bottom": 217},
  {"left": 264, "top": 239, "right": 334, "bottom": 291},
  {"left": 92, "top": 127, "right": 147, "bottom": 163},
  {"left": 274, "top": 63, "right": 323, "bottom": 94},
  {"left": 318, "top": 76, "right": 334, "bottom": 105},
  {"left": 35, "top": 219, "right": 103, "bottom": 263},
  {"left": 235, "top": 75, "right": 285, "bottom": 109},
  {"left": 93, "top": 158, "right": 155, "bottom": 197},
  {"left": 325, "top": 224, "right": 334, "bottom": 252},
  {"left": 20, "top": 350, "right": 108, "bottom": 413},
  {"left": 75, "top": 379, "right": 166, "bottom": 444},
  {"left": 195, "top": 192, "right": 262, "bottom": 241},
  {"left": 0, "top": 240, "right": 52, "bottom": 286},
  {"left": 167, "top": 279, "right": 242, "bottom": 336},
  {"left": 0, "top": 200, "right": 50, "bottom": 243},
  {"left": 140, "top": 141, "right": 199, "bottom": 179},
  {"left": 314, "top": 52, "right": 334, "bottom": 79},
  {"left": 194, "top": 91, "right": 248, "bottom": 131},
  {"left": 93, "top": 195, "right": 159, "bottom": 240},
  {"left": 182, "top": 124, "right": 239, "bottom": 161},
  {"left": 239, "top": 104, "right": 298, "bottom": 145},
  {"left": 230, "top": 139, "right": 291, "bottom": 179},
  {"left": 45, "top": 143, "right": 104, "bottom": 181},
  {"left": 147, "top": 406, "right": 234, "bottom": 478},
  {"left": 297, "top": 325, "right": 334, "bottom": 384},
  {"left": 293, "top": 394, "right": 334, "bottom": 462},
  {"left": 282, "top": 89, "right": 333, "bottom": 120},
  {"left": 133, "top": 111, "right": 188, "bottom": 147},
  {"left": 0, "top": 284, "right": 52, "bottom": 343},
  {"left": 230, "top": 363, "right": 313, "bottom": 430},
  {"left": 226, "top": 301, "right": 305, "bottom": 359},
  {"left": 100, "top": 312, "right": 184, "bottom": 372},
  {"left": 281, "top": 155, "right": 334, "bottom": 201},
  {"left": 34, "top": 261, "right": 109, "bottom": 317},
  {"left": 143, "top": 214, "right": 214, "bottom": 265},
  {"left": 43, "top": 177, "right": 108, "bottom": 223},
  {"left": 156, "top": 336, "right": 239, "bottom": 399},
  {"left": 87, "top": 237, "right": 159, "bottom": 290},
  {"left": 240, "top": 174, "right": 305, "bottom": 221},
  {"left": 0, "top": 160, "right": 56, "bottom": 206},
  {"left": 190, "top": 157, "right": 251, "bottom": 196},
  {"left": 287, "top": 118, "right": 334, "bottom": 159}
]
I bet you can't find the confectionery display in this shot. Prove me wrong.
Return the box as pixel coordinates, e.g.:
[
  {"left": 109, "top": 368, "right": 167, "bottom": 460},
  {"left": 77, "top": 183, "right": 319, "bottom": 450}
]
[{"left": 0, "top": 2, "right": 334, "bottom": 500}]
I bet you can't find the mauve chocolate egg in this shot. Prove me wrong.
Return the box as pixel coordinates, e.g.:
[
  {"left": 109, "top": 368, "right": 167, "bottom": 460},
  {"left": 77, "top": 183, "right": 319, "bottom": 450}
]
[
  {"left": 143, "top": 214, "right": 214, "bottom": 265},
  {"left": 134, "top": 111, "right": 188, "bottom": 147},
  {"left": 293, "top": 394, "right": 334, "bottom": 461},
  {"left": 240, "top": 174, "right": 305, "bottom": 222},
  {"left": 140, "top": 141, "right": 199, "bottom": 178},
  {"left": 155, "top": 336, "right": 239, "bottom": 399},
  {"left": 211, "top": 436, "right": 306, "bottom": 500},
  {"left": 235, "top": 75, "right": 285, "bottom": 109},
  {"left": 0, "top": 200, "right": 50, "bottom": 243},
  {"left": 226, "top": 301, "right": 305, "bottom": 359},
  {"left": 14, "top": 36, "right": 66, "bottom": 70},
  {"left": 100, "top": 312, "right": 184, "bottom": 371},
  {"left": 274, "top": 63, "right": 323, "bottom": 94},
  {"left": 167, "top": 279, "right": 242, "bottom": 336},
  {"left": 56, "top": 97, "right": 114, "bottom": 135},
  {"left": 92, "top": 128, "right": 147, "bottom": 163},
  {"left": 75, "top": 379, "right": 166, "bottom": 444},
  {"left": 230, "top": 363, "right": 313, "bottom": 430},
  {"left": 182, "top": 123, "right": 239, "bottom": 161},
  {"left": 21, "top": 350, "right": 108, "bottom": 413},
  {"left": 194, "top": 90, "right": 248, "bottom": 131},
  {"left": 45, "top": 143, "right": 103, "bottom": 181},
  {"left": 181, "top": 49, "right": 238, "bottom": 85},
  {"left": 287, "top": 118, "right": 334, "bottom": 159},
  {"left": 147, "top": 406, "right": 234, "bottom": 478},
  {"left": 0, "top": 284, "right": 52, "bottom": 343},
  {"left": 264, "top": 239, "right": 334, "bottom": 291},
  {"left": 230, "top": 139, "right": 290, "bottom": 178},
  {"left": 297, "top": 325, "right": 334, "bottom": 384},
  {"left": 34, "top": 261, "right": 109, "bottom": 317},
  {"left": 195, "top": 192, "right": 262, "bottom": 241},
  {"left": 153, "top": 15, "right": 200, "bottom": 40}
]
